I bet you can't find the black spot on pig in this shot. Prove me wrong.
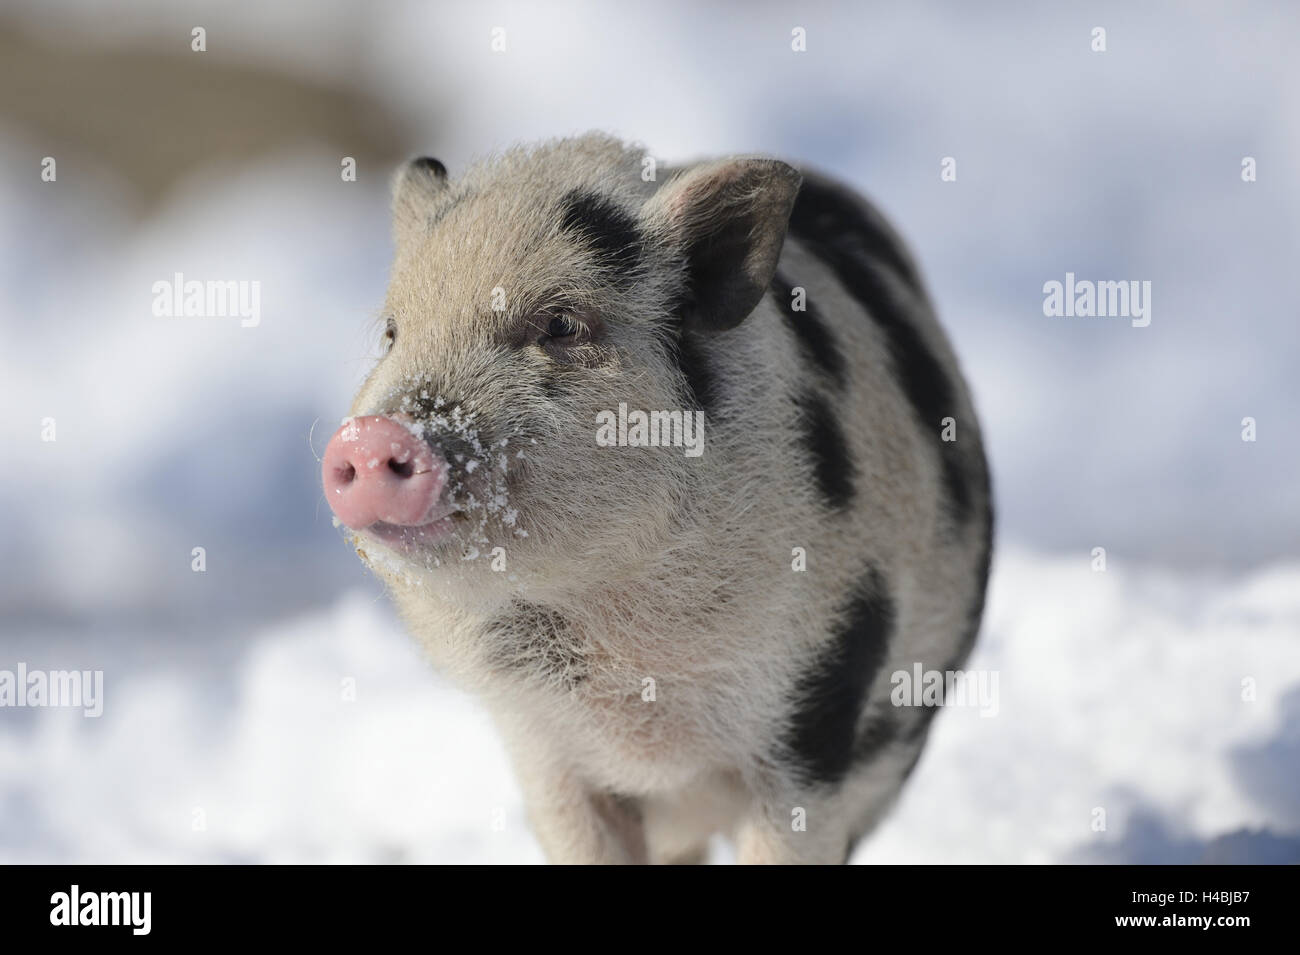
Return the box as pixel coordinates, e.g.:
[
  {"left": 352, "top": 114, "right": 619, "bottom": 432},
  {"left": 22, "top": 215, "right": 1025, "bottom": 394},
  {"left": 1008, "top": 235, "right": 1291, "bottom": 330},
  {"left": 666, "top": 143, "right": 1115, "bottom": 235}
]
[
  {"left": 771, "top": 271, "right": 846, "bottom": 386},
  {"left": 559, "top": 190, "right": 642, "bottom": 283},
  {"left": 795, "top": 390, "right": 855, "bottom": 510},
  {"left": 783, "top": 568, "right": 894, "bottom": 785}
]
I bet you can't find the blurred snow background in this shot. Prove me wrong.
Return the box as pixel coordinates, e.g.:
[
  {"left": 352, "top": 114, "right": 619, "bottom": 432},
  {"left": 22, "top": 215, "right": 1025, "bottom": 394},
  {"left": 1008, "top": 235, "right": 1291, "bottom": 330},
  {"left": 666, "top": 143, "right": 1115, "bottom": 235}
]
[{"left": 1, "top": 0, "right": 1297, "bottom": 863}]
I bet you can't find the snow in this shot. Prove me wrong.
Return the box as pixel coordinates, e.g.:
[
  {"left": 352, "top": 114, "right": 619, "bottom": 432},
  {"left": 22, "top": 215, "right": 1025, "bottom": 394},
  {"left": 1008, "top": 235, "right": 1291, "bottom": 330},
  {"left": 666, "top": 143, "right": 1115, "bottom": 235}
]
[
  {"left": 2, "top": 547, "right": 1297, "bottom": 864},
  {"left": 861, "top": 550, "right": 1300, "bottom": 864}
]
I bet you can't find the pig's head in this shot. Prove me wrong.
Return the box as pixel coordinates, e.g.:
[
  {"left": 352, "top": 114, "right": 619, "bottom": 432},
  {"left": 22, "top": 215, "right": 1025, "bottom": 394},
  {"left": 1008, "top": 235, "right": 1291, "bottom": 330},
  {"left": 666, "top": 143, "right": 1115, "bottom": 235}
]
[{"left": 322, "top": 133, "right": 800, "bottom": 597}]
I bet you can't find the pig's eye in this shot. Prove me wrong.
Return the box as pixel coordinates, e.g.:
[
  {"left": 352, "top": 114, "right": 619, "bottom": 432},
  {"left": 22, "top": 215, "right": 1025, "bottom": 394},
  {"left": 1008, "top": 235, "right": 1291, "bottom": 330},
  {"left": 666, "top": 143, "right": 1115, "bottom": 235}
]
[
  {"left": 545, "top": 315, "right": 580, "bottom": 340},
  {"left": 382, "top": 318, "right": 397, "bottom": 353},
  {"left": 531, "top": 310, "right": 603, "bottom": 363},
  {"left": 533, "top": 311, "right": 607, "bottom": 366}
]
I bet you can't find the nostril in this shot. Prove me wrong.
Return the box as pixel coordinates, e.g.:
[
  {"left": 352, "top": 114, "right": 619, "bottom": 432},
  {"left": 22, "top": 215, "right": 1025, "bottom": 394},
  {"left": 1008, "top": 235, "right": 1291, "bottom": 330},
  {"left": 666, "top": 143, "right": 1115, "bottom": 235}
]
[{"left": 323, "top": 415, "right": 447, "bottom": 531}]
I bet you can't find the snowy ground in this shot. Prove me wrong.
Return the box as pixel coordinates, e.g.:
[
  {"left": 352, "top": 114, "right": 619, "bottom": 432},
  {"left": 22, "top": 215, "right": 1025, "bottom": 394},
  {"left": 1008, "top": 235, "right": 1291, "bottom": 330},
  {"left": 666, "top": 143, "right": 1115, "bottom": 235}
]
[{"left": 4, "top": 546, "right": 1297, "bottom": 864}]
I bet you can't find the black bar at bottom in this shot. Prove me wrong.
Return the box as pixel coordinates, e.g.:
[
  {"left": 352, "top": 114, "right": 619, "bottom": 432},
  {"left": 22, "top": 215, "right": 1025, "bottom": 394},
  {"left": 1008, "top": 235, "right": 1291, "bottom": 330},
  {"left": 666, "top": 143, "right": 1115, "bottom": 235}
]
[{"left": 0, "top": 863, "right": 1288, "bottom": 941}]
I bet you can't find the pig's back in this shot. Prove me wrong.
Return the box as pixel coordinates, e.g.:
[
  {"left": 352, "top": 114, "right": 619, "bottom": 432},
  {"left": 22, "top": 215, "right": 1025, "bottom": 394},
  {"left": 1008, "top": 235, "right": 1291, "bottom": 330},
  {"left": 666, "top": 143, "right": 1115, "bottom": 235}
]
[{"left": 691, "top": 166, "right": 994, "bottom": 809}]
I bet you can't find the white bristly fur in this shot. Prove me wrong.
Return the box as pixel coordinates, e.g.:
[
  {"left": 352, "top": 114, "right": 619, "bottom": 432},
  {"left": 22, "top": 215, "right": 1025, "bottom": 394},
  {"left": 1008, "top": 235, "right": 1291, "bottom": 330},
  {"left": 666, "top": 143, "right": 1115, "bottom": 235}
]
[{"left": 339, "top": 132, "right": 992, "bottom": 864}]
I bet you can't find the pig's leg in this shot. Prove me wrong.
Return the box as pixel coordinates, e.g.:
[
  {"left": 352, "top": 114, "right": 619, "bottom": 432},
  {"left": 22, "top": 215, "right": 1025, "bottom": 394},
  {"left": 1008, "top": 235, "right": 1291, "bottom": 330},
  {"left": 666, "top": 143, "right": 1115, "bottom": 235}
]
[
  {"left": 736, "top": 751, "right": 921, "bottom": 864},
  {"left": 642, "top": 801, "right": 710, "bottom": 864},
  {"left": 642, "top": 771, "right": 747, "bottom": 864},
  {"left": 733, "top": 788, "right": 854, "bottom": 865},
  {"left": 516, "top": 764, "right": 648, "bottom": 864}
]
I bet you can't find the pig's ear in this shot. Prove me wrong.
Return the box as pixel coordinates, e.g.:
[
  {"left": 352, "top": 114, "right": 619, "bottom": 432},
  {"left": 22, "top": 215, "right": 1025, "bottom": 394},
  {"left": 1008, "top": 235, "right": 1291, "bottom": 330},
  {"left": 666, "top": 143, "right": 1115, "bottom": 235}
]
[
  {"left": 392, "top": 156, "right": 453, "bottom": 245},
  {"left": 644, "top": 158, "right": 801, "bottom": 331}
]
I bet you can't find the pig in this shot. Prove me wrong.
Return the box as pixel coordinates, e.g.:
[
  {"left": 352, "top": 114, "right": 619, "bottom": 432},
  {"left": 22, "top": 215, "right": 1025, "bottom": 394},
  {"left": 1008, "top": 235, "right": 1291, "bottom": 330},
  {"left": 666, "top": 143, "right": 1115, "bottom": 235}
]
[{"left": 321, "top": 132, "right": 993, "bottom": 864}]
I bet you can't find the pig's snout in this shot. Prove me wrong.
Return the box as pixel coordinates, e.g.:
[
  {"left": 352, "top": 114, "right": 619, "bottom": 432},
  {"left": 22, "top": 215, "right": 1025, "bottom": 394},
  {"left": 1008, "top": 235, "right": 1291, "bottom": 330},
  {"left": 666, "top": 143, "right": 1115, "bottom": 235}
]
[{"left": 322, "top": 415, "right": 448, "bottom": 530}]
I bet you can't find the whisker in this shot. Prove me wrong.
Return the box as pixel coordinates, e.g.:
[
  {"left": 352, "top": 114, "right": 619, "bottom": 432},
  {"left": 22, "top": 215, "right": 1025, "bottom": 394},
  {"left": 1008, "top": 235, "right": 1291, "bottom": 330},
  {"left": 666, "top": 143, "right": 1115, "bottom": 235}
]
[{"left": 307, "top": 416, "right": 324, "bottom": 463}]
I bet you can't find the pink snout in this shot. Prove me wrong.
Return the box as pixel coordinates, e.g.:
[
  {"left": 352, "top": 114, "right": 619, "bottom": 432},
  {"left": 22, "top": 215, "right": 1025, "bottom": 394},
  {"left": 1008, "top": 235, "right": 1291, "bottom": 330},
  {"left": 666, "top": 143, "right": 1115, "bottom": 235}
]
[{"left": 322, "top": 415, "right": 448, "bottom": 530}]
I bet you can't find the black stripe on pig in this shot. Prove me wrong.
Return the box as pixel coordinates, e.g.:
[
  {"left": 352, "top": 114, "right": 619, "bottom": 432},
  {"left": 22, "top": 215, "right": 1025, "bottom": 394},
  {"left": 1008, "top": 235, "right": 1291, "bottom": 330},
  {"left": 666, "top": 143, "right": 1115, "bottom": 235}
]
[
  {"left": 771, "top": 270, "right": 847, "bottom": 387},
  {"left": 788, "top": 177, "right": 972, "bottom": 525},
  {"left": 795, "top": 389, "right": 856, "bottom": 511},
  {"left": 782, "top": 567, "right": 894, "bottom": 785}
]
